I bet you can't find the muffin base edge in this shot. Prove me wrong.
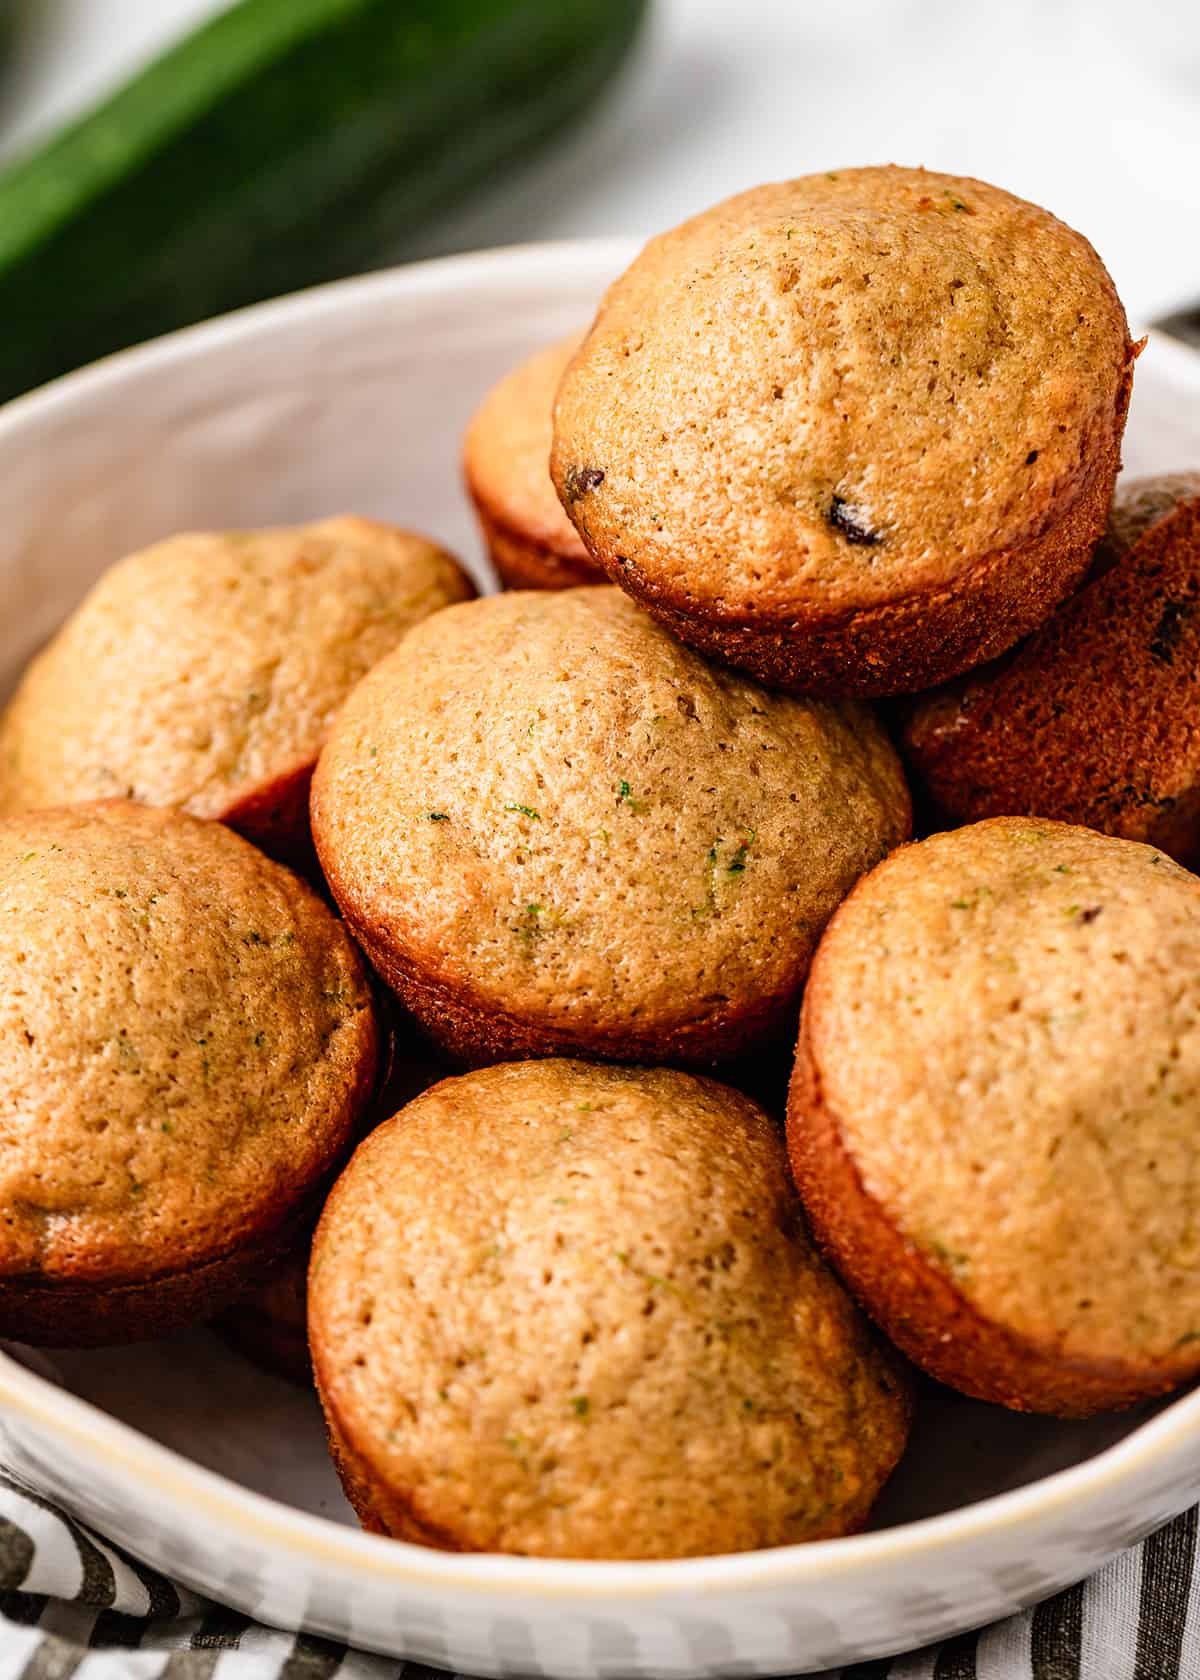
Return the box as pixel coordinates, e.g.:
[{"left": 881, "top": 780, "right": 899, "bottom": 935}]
[
  {"left": 897, "top": 494, "right": 1200, "bottom": 864},
  {"left": 577, "top": 382, "right": 1130, "bottom": 698},
  {"left": 0, "top": 1194, "right": 324, "bottom": 1348},
  {"left": 470, "top": 497, "right": 604, "bottom": 592},
  {"left": 786, "top": 989, "right": 1199, "bottom": 1417},
  {"left": 315, "top": 885, "right": 807, "bottom": 1071}
]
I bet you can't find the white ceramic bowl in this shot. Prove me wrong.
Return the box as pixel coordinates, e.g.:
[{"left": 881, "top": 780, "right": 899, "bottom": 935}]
[{"left": 1, "top": 242, "right": 1200, "bottom": 1677}]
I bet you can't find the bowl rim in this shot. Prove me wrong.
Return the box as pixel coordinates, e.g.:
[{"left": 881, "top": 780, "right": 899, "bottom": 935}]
[
  {"left": 4, "top": 1327, "right": 1199, "bottom": 1598},
  {"left": 0, "top": 236, "right": 1198, "bottom": 1600},
  {"left": 0, "top": 236, "right": 641, "bottom": 442}
]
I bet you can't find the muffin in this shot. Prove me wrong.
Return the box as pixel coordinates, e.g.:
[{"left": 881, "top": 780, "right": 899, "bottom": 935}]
[
  {"left": 901, "top": 475, "right": 1200, "bottom": 863},
  {"left": 0, "top": 517, "right": 474, "bottom": 861},
  {"left": 311, "top": 587, "right": 910, "bottom": 1067},
  {"left": 309, "top": 1059, "right": 911, "bottom": 1559},
  {"left": 788, "top": 817, "right": 1200, "bottom": 1416},
  {"left": 551, "top": 166, "right": 1137, "bottom": 697},
  {"left": 464, "top": 337, "right": 602, "bottom": 589},
  {"left": 0, "top": 801, "right": 378, "bottom": 1346}
]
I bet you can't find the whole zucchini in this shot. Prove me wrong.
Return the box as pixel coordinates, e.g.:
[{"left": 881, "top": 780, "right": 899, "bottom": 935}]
[{"left": 0, "top": 0, "right": 647, "bottom": 401}]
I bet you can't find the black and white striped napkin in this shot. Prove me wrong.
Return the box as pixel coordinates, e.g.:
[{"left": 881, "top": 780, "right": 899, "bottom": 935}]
[{"left": 0, "top": 1470, "right": 1196, "bottom": 1679}]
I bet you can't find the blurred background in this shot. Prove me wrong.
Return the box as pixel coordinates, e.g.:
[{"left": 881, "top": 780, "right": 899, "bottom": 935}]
[{"left": 3, "top": 0, "right": 1200, "bottom": 379}]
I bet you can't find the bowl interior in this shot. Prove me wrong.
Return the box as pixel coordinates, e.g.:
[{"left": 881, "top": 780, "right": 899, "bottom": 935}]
[
  {"left": 6, "top": 1330, "right": 1165, "bottom": 1539},
  {"left": 0, "top": 240, "right": 636, "bottom": 702},
  {"left": 1, "top": 242, "right": 1200, "bottom": 1555}
]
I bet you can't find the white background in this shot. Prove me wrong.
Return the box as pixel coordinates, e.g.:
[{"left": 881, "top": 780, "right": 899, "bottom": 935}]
[{"left": 3, "top": 0, "right": 1200, "bottom": 326}]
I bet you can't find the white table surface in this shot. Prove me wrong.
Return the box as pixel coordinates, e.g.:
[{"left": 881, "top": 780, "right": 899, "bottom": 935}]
[{"left": 3, "top": 0, "right": 1200, "bottom": 329}]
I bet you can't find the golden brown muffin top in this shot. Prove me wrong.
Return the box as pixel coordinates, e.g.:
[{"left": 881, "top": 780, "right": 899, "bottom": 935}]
[
  {"left": 310, "top": 1059, "right": 909, "bottom": 1559},
  {"left": 311, "top": 588, "right": 909, "bottom": 1040},
  {"left": 0, "top": 802, "right": 377, "bottom": 1285},
  {"left": 552, "top": 166, "right": 1132, "bottom": 618},
  {"left": 806, "top": 817, "right": 1200, "bottom": 1366},
  {"left": 0, "top": 517, "right": 473, "bottom": 822},
  {"left": 463, "top": 337, "right": 591, "bottom": 562}
]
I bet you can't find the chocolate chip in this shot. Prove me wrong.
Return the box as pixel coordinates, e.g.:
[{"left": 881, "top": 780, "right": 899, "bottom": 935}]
[
  {"left": 563, "top": 465, "right": 605, "bottom": 503},
  {"left": 1149, "top": 598, "right": 1194, "bottom": 665},
  {"left": 1025, "top": 449, "right": 1039, "bottom": 464},
  {"left": 1117, "top": 784, "right": 1177, "bottom": 811},
  {"left": 828, "top": 495, "right": 882, "bottom": 547}
]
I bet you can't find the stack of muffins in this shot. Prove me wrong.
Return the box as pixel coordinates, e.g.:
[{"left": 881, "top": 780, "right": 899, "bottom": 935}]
[{"left": 1, "top": 164, "right": 1198, "bottom": 1562}]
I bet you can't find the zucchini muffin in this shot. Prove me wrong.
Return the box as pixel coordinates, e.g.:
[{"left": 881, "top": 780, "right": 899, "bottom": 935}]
[
  {"left": 0, "top": 517, "right": 474, "bottom": 861},
  {"left": 551, "top": 166, "right": 1136, "bottom": 696},
  {"left": 901, "top": 474, "right": 1200, "bottom": 863},
  {"left": 310, "top": 587, "right": 910, "bottom": 1067},
  {"left": 464, "top": 336, "right": 602, "bottom": 589},
  {"left": 789, "top": 817, "right": 1200, "bottom": 1416},
  {"left": 309, "top": 1059, "right": 911, "bottom": 1559},
  {"left": 0, "top": 801, "right": 378, "bottom": 1345}
]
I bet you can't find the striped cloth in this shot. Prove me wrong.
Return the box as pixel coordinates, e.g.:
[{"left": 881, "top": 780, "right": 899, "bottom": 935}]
[{"left": 0, "top": 1472, "right": 1196, "bottom": 1680}]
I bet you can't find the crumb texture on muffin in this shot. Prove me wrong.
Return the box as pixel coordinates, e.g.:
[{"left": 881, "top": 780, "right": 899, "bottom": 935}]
[
  {"left": 464, "top": 336, "right": 602, "bottom": 588},
  {"left": 790, "top": 817, "right": 1200, "bottom": 1413},
  {"left": 311, "top": 587, "right": 909, "bottom": 1064},
  {"left": 310, "top": 1059, "right": 910, "bottom": 1559},
  {"left": 900, "top": 479, "right": 1200, "bottom": 861},
  {"left": 0, "top": 517, "right": 474, "bottom": 837},
  {"left": 554, "top": 167, "right": 1132, "bottom": 615},
  {"left": 551, "top": 167, "right": 1133, "bottom": 694},
  {"left": 0, "top": 801, "right": 377, "bottom": 1289}
]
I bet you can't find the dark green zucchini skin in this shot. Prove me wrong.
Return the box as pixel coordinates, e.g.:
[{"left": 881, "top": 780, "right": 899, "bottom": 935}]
[{"left": 0, "top": 0, "right": 648, "bottom": 402}]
